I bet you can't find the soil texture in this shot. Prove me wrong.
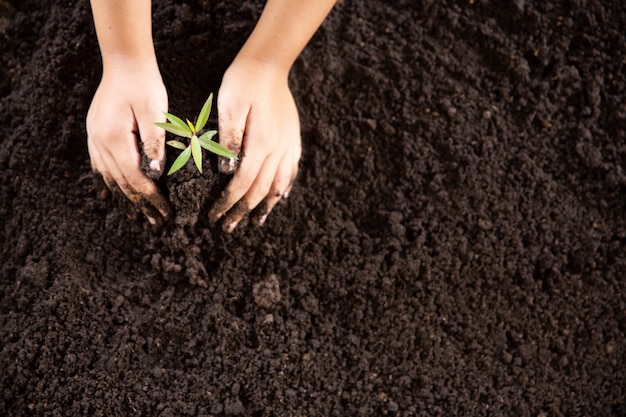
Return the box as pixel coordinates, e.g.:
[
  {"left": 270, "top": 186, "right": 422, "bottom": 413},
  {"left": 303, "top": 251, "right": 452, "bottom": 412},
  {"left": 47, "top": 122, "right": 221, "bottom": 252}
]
[{"left": 1, "top": 0, "right": 626, "bottom": 416}]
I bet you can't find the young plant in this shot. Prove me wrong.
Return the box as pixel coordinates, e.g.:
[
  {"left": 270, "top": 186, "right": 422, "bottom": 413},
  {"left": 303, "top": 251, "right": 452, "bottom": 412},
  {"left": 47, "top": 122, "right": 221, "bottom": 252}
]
[{"left": 155, "top": 94, "right": 237, "bottom": 175}]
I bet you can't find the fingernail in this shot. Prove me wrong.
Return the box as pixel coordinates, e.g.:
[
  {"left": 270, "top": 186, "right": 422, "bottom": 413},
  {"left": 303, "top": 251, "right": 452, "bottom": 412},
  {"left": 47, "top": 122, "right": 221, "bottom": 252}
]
[
  {"left": 146, "top": 215, "right": 156, "bottom": 225},
  {"left": 219, "top": 157, "right": 237, "bottom": 174},
  {"left": 225, "top": 220, "right": 238, "bottom": 233},
  {"left": 257, "top": 214, "right": 267, "bottom": 226},
  {"left": 282, "top": 190, "right": 289, "bottom": 199},
  {"left": 149, "top": 159, "right": 161, "bottom": 172}
]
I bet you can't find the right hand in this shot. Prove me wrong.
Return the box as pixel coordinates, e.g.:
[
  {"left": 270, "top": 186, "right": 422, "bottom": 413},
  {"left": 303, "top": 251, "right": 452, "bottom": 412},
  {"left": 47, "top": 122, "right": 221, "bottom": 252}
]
[{"left": 86, "top": 58, "right": 171, "bottom": 223}]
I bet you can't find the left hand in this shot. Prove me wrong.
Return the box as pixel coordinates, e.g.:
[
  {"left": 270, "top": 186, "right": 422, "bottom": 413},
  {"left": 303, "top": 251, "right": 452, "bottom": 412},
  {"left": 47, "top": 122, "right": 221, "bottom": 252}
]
[{"left": 208, "top": 56, "right": 301, "bottom": 232}]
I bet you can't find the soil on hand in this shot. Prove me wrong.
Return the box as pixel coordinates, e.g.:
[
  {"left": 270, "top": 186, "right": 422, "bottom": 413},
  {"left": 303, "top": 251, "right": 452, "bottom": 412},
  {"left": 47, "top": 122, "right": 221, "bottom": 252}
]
[{"left": 1, "top": 1, "right": 625, "bottom": 416}]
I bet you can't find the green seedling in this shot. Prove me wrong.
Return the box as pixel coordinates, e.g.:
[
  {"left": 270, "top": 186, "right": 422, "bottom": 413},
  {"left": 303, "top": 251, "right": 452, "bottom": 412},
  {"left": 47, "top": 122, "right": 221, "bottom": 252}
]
[{"left": 155, "top": 94, "right": 237, "bottom": 175}]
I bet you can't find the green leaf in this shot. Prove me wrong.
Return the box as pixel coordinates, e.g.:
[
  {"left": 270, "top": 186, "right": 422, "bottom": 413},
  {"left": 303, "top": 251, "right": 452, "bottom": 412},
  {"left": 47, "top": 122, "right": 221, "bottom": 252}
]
[
  {"left": 167, "top": 146, "right": 192, "bottom": 175},
  {"left": 186, "top": 119, "right": 196, "bottom": 134},
  {"left": 198, "top": 130, "right": 217, "bottom": 142},
  {"left": 166, "top": 140, "right": 187, "bottom": 150},
  {"left": 191, "top": 135, "right": 203, "bottom": 173},
  {"left": 195, "top": 93, "right": 213, "bottom": 132},
  {"left": 163, "top": 112, "right": 190, "bottom": 131},
  {"left": 198, "top": 132, "right": 239, "bottom": 159},
  {"left": 155, "top": 122, "right": 192, "bottom": 138}
]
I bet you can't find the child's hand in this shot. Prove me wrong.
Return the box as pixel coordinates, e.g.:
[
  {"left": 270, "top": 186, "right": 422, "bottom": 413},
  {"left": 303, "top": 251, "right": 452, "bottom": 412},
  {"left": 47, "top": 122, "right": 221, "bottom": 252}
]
[
  {"left": 208, "top": 56, "right": 301, "bottom": 232},
  {"left": 86, "top": 60, "right": 171, "bottom": 223}
]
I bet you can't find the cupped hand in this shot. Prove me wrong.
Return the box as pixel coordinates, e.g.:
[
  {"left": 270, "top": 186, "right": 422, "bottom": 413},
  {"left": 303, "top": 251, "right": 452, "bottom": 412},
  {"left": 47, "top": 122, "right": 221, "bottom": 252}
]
[
  {"left": 208, "top": 56, "right": 302, "bottom": 232},
  {"left": 86, "top": 59, "right": 171, "bottom": 223}
]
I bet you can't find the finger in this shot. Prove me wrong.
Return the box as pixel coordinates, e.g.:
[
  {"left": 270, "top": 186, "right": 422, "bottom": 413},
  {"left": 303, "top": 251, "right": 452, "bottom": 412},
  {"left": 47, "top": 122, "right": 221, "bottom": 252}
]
[
  {"left": 87, "top": 140, "right": 112, "bottom": 200},
  {"left": 101, "top": 168, "right": 142, "bottom": 223},
  {"left": 129, "top": 116, "right": 172, "bottom": 218},
  {"left": 87, "top": 133, "right": 112, "bottom": 176},
  {"left": 137, "top": 108, "right": 167, "bottom": 180},
  {"left": 104, "top": 158, "right": 143, "bottom": 205},
  {"left": 282, "top": 180, "right": 294, "bottom": 202},
  {"left": 221, "top": 156, "right": 280, "bottom": 231},
  {"left": 218, "top": 153, "right": 240, "bottom": 175},
  {"left": 217, "top": 94, "right": 246, "bottom": 174},
  {"left": 207, "top": 151, "right": 266, "bottom": 223},
  {"left": 252, "top": 188, "right": 292, "bottom": 227},
  {"left": 252, "top": 152, "right": 297, "bottom": 226},
  {"left": 111, "top": 141, "right": 171, "bottom": 219},
  {"left": 88, "top": 136, "right": 133, "bottom": 199},
  {"left": 220, "top": 201, "right": 249, "bottom": 233},
  {"left": 236, "top": 156, "right": 280, "bottom": 212},
  {"left": 283, "top": 135, "right": 301, "bottom": 201},
  {"left": 142, "top": 187, "right": 171, "bottom": 220},
  {"left": 124, "top": 167, "right": 171, "bottom": 219},
  {"left": 139, "top": 203, "right": 164, "bottom": 227},
  {"left": 101, "top": 159, "right": 167, "bottom": 225},
  {"left": 113, "top": 167, "right": 170, "bottom": 223}
]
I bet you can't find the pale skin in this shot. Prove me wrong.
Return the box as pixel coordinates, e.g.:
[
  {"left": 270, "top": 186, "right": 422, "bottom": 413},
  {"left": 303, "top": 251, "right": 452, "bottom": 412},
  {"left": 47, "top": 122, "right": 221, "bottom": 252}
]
[{"left": 87, "top": 0, "right": 336, "bottom": 231}]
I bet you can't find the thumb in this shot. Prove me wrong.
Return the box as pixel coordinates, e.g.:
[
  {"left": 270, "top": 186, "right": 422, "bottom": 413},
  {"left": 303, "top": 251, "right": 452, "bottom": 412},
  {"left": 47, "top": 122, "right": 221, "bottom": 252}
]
[
  {"left": 217, "top": 94, "right": 247, "bottom": 174},
  {"left": 137, "top": 111, "right": 167, "bottom": 180}
]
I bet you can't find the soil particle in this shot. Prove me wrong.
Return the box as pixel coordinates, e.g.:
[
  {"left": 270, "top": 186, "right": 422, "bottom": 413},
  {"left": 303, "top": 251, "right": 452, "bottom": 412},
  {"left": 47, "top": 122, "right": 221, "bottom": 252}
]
[{"left": 252, "top": 274, "right": 282, "bottom": 309}]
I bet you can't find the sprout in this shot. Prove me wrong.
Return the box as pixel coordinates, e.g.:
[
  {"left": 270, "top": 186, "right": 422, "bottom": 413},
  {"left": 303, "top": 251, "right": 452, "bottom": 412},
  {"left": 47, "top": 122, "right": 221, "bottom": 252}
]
[{"left": 155, "top": 94, "right": 238, "bottom": 175}]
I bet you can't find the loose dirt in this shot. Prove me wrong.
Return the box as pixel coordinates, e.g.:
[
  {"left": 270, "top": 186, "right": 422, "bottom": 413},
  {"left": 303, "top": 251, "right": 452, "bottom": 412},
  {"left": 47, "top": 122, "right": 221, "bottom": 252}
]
[{"left": 1, "top": 0, "right": 625, "bottom": 416}]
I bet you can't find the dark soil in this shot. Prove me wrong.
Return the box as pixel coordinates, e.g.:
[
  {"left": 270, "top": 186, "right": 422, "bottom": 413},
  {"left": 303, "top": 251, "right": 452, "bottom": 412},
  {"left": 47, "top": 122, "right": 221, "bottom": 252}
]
[{"left": 2, "top": 0, "right": 626, "bottom": 416}]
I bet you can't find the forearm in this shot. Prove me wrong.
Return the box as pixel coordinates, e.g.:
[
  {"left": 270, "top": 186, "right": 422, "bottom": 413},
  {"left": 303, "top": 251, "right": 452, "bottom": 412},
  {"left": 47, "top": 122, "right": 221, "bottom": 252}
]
[
  {"left": 90, "top": 0, "right": 156, "bottom": 71},
  {"left": 237, "top": 0, "right": 337, "bottom": 72}
]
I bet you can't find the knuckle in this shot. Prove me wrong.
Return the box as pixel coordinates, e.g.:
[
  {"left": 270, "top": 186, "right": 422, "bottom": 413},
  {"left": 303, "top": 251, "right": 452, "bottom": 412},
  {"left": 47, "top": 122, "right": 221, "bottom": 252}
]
[
  {"left": 119, "top": 183, "right": 142, "bottom": 204},
  {"left": 272, "top": 173, "right": 292, "bottom": 194},
  {"left": 141, "top": 138, "right": 163, "bottom": 157},
  {"left": 219, "top": 127, "right": 244, "bottom": 150},
  {"left": 128, "top": 175, "right": 155, "bottom": 196}
]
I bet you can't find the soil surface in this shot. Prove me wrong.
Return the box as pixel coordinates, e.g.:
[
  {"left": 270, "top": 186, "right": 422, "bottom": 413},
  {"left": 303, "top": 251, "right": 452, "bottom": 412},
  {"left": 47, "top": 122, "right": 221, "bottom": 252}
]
[{"left": 1, "top": 0, "right": 626, "bottom": 416}]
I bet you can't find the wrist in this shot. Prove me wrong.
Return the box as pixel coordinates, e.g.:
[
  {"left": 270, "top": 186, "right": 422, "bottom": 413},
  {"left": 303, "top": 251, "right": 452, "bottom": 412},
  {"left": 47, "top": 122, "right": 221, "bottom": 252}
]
[
  {"left": 231, "top": 53, "right": 291, "bottom": 83},
  {"left": 237, "top": 30, "right": 297, "bottom": 75},
  {"left": 101, "top": 52, "right": 160, "bottom": 78}
]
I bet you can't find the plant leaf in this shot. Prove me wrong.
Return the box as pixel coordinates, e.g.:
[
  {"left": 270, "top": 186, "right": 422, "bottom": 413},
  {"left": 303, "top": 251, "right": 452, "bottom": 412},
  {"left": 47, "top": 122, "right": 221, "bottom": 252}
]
[
  {"left": 195, "top": 93, "right": 213, "bottom": 132},
  {"left": 167, "top": 146, "right": 192, "bottom": 175},
  {"left": 191, "top": 135, "right": 203, "bottom": 173},
  {"left": 198, "top": 132, "right": 239, "bottom": 159},
  {"left": 166, "top": 140, "right": 187, "bottom": 150},
  {"left": 163, "top": 112, "right": 190, "bottom": 131},
  {"left": 198, "top": 130, "right": 217, "bottom": 142},
  {"left": 186, "top": 119, "right": 196, "bottom": 134},
  {"left": 155, "top": 122, "right": 192, "bottom": 138}
]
